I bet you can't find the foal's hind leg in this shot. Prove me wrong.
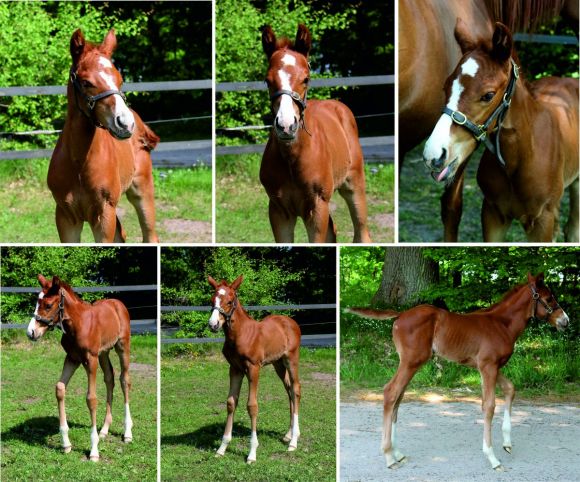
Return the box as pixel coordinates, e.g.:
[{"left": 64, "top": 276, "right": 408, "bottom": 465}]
[
  {"left": 114, "top": 341, "right": 133, "bottom": 443},
  {"left": 273, "top": 360, "right": 294, "bottom": 443},
  {"left": 383, "top": 362, "right": 422, "bottom": 468},
  {"left": 496, "top": 372, "right": 515, "bottom": 454},
  {"left": 98, "top": 351, "right": 115, "bottom": 439},
  {"left": 479, "top": 364, "right": 503, "bottom": 470},
  {"left": 274, "top": 354, "right": 301, "bottom": 451},
  {"left": 564, "top": 178, "right": 579, "bottom": 242}
]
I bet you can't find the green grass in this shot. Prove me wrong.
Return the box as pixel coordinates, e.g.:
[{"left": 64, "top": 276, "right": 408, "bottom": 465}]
[
  {"left": 161, "top": 345, "right": 336, "bottom": 481},
  {"left": 0, "top": 159, "right": 211, "bottom": 243},
  {"left": 216, "top": 153, "right": 394, "bottom": 243},
  {"left": 340, "top": 313, "right": 580, "bottom": 401},
  {"left": 399, "top": 143, "right": 571, "bottom": 242},
  {"left": 1, "top": 331, "right": 157, "bottom": 481}
]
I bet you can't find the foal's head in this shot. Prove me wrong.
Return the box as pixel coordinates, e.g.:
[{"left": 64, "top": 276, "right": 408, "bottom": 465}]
[
  {"left": 207, "top": 275, "right": 244, "bottom": 332},
  {"left": 528, "top": 273, "right": 569, "bottom": 331},
  {"left": 262, "top": 24, "right": 311, "bottom": 141},
  {"left": 424, "top": 21, "right": 516, "bottom": 183},
  {"left": 69, "top": 29, "right": 135, "bottom": 139},
  {"left": 27, "top": 275, "right": 66, "bottom": 341}
]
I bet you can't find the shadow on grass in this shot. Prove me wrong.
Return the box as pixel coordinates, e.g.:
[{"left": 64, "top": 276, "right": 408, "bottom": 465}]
[
  {"left": 161, "top": 421, "right": 288, "bottom": 451},
  {"left": 1, "top": 416, "right": 85, "bottom": 447}
]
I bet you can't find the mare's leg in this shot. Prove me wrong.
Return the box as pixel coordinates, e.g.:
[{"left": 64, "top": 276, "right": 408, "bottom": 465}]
[
  {"left": 564, "top": 178, "right": 579, "bottom": 242},
  {"left": 268, "top": 200, "right": 297, "bottom": 243},
  {"left": 441, "top": 161, "right": 468, "bottom": 242},
  {"left": 246, "top": 365, "right": 261, "bottom": 463},
  {"left": 98, "top": 351, "right": 115, "bottom": 439},
  {"left": 383, "top": 362, "right": 422, "bottom": 467},
  {"left": 479, "top": 364, "right": 502, "bottom": 470},
  {"left": 216, "top": 367, "right": 244, "bottom": 457},
  {"left": 55, "top": 206, "right": 83, "bottom": 242},
  {"left": 338, "top": 182, "right": 372, "bottom": 243},
  {"left": 496, "top": 372, "right": 515, "bottom": 454},
  {"left": 114, "top": 340, "right": 133, "bottom": 443},
  {"left": 55, "top": 355, "right": 80, "bottom": 453},
  {"left": 304, "top": 197, "right": 333, "bottom": 243},
  {"left": 126, "top": 172, "right": 159, "bottom": 243},
  {"left": 84, "top": 355, "right": 100, "bottom": 461},
  {"left": 481, "top": 199, "right": 511, "bottom": 242}
]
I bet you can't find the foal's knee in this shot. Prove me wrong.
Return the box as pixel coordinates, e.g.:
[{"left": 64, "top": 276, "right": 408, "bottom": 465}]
[
  {"left": 227, "top": 395, "right": 238, "bottom": 414},
  {"left": 482, "top": 399, "right": 495, "bottom": 417},
  {"left": 56, "top": 381, "right": 66, "bottom": 401},
  {"left": 247, "top": 402, "right": 258, "bottom": 418},
  {"left": 86, "top": 394, "right": 98, "bottom": 411},
  {"left": 383, "top": 383, "right": 397, "bottom": 408}
]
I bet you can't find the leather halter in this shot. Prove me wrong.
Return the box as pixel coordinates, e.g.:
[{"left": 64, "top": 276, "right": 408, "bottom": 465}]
[
  {"left": 269, "top": 77, "right": 310, "bottom": 135},
  {"left": 70, "top": 67, "right": 127, "bottom": 129},
  {"left": 212, "top": 296, "right": 238, "bottom": 327},
  {"left": 528, "top": 283, "right": 558, "bottom": 322},
  {"left": 34, "top": 289, "right": 66, "bottom": 333},
  {"left": 443, "top": 58, "right": 519, "bottom": 167}
]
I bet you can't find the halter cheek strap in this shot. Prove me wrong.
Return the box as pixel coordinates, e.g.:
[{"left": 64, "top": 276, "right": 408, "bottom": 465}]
[
  {"left": 70, "top": 68, "right": 128, "bottom": 129},
  {"left": 528, "top": 283, "right": 558, "bottom": 322},
  {"left": 270, "top": 88, "right": 311, "bottom": 135},
  {"left": 212, "top": 297, "right": 238, "bottom": 328},
  {"left": 443, "top": 58, "right": 519, "bottom": 167}
]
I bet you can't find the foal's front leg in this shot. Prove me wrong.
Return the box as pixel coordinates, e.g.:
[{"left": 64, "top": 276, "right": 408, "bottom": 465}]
[
  {"left": 56, "top": 355, "right": 80, "bottom": 453},
  {"left": 246, "top": 365, "right": 261, "bottom": 463},
  {"left": 84, "top": 355, "right": 100, "bottom": 461},
  {"left": 216, "top": 367, "right": 243, "bottom": 457},
  {"left": 480, "top": 365, "right": 503, "bottom": 470}
]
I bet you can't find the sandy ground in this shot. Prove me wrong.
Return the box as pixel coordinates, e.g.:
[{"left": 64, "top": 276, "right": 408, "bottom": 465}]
[{"left": 341, "top": 401, "right": 580, "bottom": 482}]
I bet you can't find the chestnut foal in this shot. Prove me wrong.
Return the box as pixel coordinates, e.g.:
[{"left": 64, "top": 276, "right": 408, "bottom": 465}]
[
  {"left": 27, "top": 275, "right": 133, "bottom": 461},
  {"left": 208, "top": 275, "right": 301, "bottom": 463},
  {"left": 348, "top": 273, "right": 569, "bottom": 471},
  {"left": 260, "top": 24, "right": 371, "bottom": 243},
  {"left": 49, "top": 29, "right": 159, "bottom": 243}
]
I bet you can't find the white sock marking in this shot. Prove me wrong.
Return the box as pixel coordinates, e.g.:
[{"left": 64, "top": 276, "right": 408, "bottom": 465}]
[
  {"left": 90, "top": 425, "right": 99, "bottom": 459},
  {"left": 247, "top": 430, "right": 259, "bottom": 462}
]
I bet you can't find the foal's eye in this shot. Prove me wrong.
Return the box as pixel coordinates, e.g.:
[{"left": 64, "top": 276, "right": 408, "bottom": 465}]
[
  {"left": 480, "top": 92, "right": 495, "bottom": 102},
  {"left": 304, "top": 77, "right": 310, "bottom": 85},
  {"left": 82, "top": 80, "right": 94, "bottom": 89},
  {"left": 46, "top": 303, "right": 53, "bottom": 309}
]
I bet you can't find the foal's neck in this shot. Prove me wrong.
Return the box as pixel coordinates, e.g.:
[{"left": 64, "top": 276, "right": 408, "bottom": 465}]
[{"left": 496, "top": 285, "right": 533, "bottom": 340}]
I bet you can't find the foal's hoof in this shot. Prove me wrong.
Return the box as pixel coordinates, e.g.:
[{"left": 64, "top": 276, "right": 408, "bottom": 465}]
[
  {"left": 283, "top": 435, "right": 292, "bottom": 443},
  {"left": 89, "top": 455, "right": 100, "bottom": 462},
  {"left": 503, "top": 446, "right": 512, "bottom": 454},
  {"left": 288, "top": 445, "right": 297, "bottom": 452},
  {"left": 123, "top": 436, "right": 133, "bottom": 444},
  {"left": 99, "top": 432, "right": 107, "bottom": 440},
  {"left": 246, "top": 458, "right": 256, "bottom": 465},
  {"left": 494, "top": 464, "right": 505, "bottom": 472},
  {"left": 63, "top": 446, "right": 72, "bottom": 454}
]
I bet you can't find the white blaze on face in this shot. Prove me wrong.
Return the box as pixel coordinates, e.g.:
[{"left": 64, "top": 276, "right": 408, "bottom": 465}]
[
  {"left": 423, "top": 58, "right": 480, "bottom": 164},
  {"left": 27, "top": 292, "right": 43, "bottom": 338},
  {"left": 97, "top": 56, "right": 134, "bottom": 132},
  {"left": 275, "top": 53, "right": 299, "bottom": 133}
]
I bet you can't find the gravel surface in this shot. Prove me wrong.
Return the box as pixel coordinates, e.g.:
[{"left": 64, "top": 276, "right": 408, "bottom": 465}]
[{"left": 341, "top": 401, "right": 579, "bottom": 481}]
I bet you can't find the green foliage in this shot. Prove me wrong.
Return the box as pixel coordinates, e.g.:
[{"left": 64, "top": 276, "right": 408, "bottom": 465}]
[{"left": 162, "top": 247, "right": 307, "bottom": 338}]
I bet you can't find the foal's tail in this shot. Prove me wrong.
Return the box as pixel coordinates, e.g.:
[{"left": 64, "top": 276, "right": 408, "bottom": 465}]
[{"left": 344, "top": 307, "right": 400, "bottom": 320}]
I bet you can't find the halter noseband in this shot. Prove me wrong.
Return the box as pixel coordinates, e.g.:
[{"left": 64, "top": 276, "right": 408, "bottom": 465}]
[
  {"left": 269, "top": 67, "right": 311, "bottom": 135},
  {"left": 34, "top": 289, "right": 66, "bottom": 333},
  {"left": 443, "top": 58, "right": 519, "bottom": 167},
  {"left": 528, "top": 283, "right": 558, "bottom": 323},
  {"left": 70, "top": 68, "right": 127, "bottom": 129}
]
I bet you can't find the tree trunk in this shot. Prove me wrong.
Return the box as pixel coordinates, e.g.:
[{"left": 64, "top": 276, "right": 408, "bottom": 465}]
[{"left": 372, "top": 247, "right": 438, "bottom": 306}]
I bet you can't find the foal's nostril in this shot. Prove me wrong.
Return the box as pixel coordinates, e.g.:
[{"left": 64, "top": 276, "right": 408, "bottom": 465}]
[
  {"left": 432, "top": 148, "right": 447, "bottom": 169},
  {"left": 290, "top": 118, "right": 299, "bottom": 132}
]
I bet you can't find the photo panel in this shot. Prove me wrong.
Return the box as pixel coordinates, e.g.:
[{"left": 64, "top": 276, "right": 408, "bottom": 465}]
[
  {"left": 0, "top": 246, "right": 159, "bottom": 479},
  {"left": 160, "top": 246, "right": 337, "bottom": 479}
]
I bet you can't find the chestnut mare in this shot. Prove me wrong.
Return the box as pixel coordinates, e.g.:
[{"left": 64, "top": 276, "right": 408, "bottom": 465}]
[
  {"left": 423, "top": 22, "right": 579, "bottom": 242},
  {"left": 26, "top": 275, "right": 133, "bottom": 462},
  {"left": 399, "top": 0, "right": 579, "bottom": 241},
  {"left": 260, "top": 24, "right": 371, "bottom": 243},
  {"left": 49, "top": 29, "right": 159, "bottom": 243},
  {"left": 348, "top": 273, "right": 569, "bottom": 471},
  {"left": 207, "top": 275, "right": 301, "bottom": 463}
]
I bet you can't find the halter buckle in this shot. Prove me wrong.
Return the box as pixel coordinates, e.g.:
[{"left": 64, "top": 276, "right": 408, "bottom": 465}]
[{"left": 451, "top": 111, "right": 467, "bottom": 125}]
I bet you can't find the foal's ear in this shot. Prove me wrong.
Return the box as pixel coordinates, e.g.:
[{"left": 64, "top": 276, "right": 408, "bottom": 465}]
[
  {"left": 491, "top": 22, "right": 512, "bottom": 62},
  {"left": 37, "top": 274, "right": 50, "bottom": 289},
  {"left": 294, "top": 24, "right": 311, "bottom": 57},
  {"left": 454, "top": 18, "right": 477, "bottom": 54},
  {"left": 262, "top": 25, "right": 277, "bottom": 59},
  {"left": 70, "top": 29, "right": 86, "bottom": 65},
  {"left": 51, "top": 275, "right": 61, "bottom": 288},
  {"left": 231, "top": 275, "right": 244, "bottom": 291},
  {"left": 208, "top": 275, "right": 218, "bottom": 289},
  {"left": 536, "top": 272, "right": 545, "bottom": 285},
  {"left": 101, "top": 28, "right": 117, "bottom": 57}
]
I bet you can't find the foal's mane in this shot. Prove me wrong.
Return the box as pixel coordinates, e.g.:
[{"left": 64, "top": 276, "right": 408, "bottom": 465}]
[
  {"left": 48, "top": 280, "right": 87, "bottom": 304},
  {"left": 473, "top": 282, "right": 526, "bottom": 313},
  {"left": 273, "top": 37, "right": 300, "bottom": 54}
]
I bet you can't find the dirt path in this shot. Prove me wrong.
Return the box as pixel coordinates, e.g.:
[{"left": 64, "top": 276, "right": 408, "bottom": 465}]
[{"left": 341, "top": 401, "right": 579, "bottom": 481}]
